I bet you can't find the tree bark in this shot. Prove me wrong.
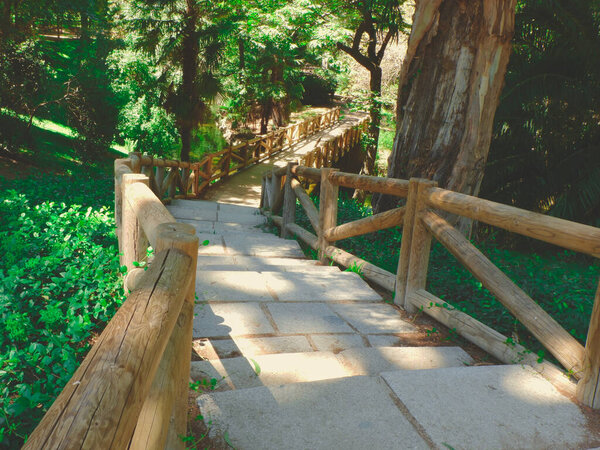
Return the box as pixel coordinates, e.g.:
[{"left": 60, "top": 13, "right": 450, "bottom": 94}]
[{"left": 374, "top": 0, "right": 516, "bottom": 233}]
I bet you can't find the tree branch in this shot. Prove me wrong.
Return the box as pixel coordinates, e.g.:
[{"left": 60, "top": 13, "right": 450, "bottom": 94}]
[
  {"left": 376, "top": 29, "right": 394, "bottom": 64},
  {"left": 337, "top": 42, "right": 377, "bottom": 72}
]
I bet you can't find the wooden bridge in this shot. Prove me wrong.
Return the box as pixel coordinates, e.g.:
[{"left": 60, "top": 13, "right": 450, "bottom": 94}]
[{"left": 24, "top": 109, "right": 600, "bottom": 449}]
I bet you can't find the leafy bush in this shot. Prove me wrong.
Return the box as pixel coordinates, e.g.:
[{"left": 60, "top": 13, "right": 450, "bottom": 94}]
[
  {"left": 0, "top": 175, "right": 124, "bottom": 448},
  {"left": 295, "top": 195, "right": 598, "bottom": 355}
]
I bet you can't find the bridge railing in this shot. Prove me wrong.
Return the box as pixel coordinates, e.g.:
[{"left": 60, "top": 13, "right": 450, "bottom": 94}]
[
  {"left": 261, "top": 164, "right": 600, "bottom": 409},
  {"left": 24, "top": 155, "right": 199, "bottom": 449},
  {"left": 129, "top": 107, "right": 342, "bottom": 203}
]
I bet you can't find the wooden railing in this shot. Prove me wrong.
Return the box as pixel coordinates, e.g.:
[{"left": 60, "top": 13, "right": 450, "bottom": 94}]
[
  {"left": 130, "top": 108, "right": 341, "bottom": 203},
  {"left": 261, "top": 164, "right": 600, "bottom": 409},
  {"left": 24, "top": 156, "right": 199, "bottom": 449}
]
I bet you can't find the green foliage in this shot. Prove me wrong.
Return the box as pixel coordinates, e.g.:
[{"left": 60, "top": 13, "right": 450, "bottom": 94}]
[
  {"left": 484, "top": 0, "right": 600, "bottom": 225},
  {"left": 295, "top": 195, "right": 598, "bottom": 358},
  {"left": 0, "top": 175, "right": 123, "bottom": 447}
]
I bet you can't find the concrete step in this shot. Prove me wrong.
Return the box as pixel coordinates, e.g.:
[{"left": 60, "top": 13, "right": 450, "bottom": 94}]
[
  {"left": 196, "top": 264, "right": 342, "bottom": 273},
  {"left": 195, "top": 270, "right": 381, "bottom": 302},
  {"left": 196, "top": 365, "right": 596, "bottom": 450},
  {"left": 195, "top": 233, "right": 305, "bottom": 258},
  {"left": 197, "top": 255, "right": 319, "bottom": 269},
  {"left": 190, "top": 347, "right": 473, "bottom": 391}
]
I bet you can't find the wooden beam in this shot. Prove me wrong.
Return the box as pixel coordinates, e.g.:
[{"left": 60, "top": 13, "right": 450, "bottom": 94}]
[
  {"left": 124, "top": 182, "right": 177, "bottom": 248},
  {"left": 425, "top": 187, "right": 600, "bottom": 258},
  {"left": 23, "top": 248, "right": 195, "bottom": 449},
  {"left": 328, "top": 172, "right": 409, "bottom": 197},
  {"left": 408, "top": 289, "right": 577, "bottom": 396},
  {"left": 324, "top": 206, "right": 405, "bottom": 242},
  {"left": 122, "top": 174, "right": 150, "bottom": 273},
  {"left": 292, "top": 165, "right": 321, "bottom": 181},
  {"left": 291, "top": 178, "right": 320, "bottom": 234},
  {"left": 577, "top": 280, "right": 600, "bottom": 408},
  {"left": 318, "top": 168, "right": 339, "bottom": 263},
  {"left": 421, "top": 209, "right": 585, "bottom": 374},
  {"left": 286, "top": 222, "right": 318, "bottom": 250},
  {"left": 281, "top": 162, "right": 297, "bottom": 239}
]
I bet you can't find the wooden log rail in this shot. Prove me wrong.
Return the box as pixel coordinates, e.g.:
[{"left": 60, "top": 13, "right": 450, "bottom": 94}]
[
  {"left": 128, "top": 107, "right": 341, "bottom": 204},
  {"left": 25, "top": 156, "right": 200, "bottom": 449},
  {"left": 261, "top": 164, "right": 600, "bottom": 409},
  {"left": 300, "top": 116, "right": 369, "bottom": 170}
]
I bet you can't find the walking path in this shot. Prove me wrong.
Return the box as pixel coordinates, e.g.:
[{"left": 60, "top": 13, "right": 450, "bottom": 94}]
[
  {"left": 202, "top": 112, "right": 366, "bottom": 206},
  {"left": 166, "top": 199, "right": 598, "bottom": 449}
]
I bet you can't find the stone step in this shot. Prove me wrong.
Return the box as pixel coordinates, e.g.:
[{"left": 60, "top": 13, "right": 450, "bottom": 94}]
[
  {"left": 190, "top": 347, "right": 473, "bottom": 391},
  {"left": 196, "top": 365, "right": 596, "bottom": 450},
  {"left": 195, "top": 270, "right": 381, "bottom": 302},
  {"left": 197, "top": 255, "right": 319, "bottom": 269},
  {"left": 197, "top": 264, "right": 342, "bottom": 273},
  {"left": 179, "top": 219, "right": 270, "bottom": 235},
  {"left": 195, "top": 233, "right": 304, "bottom": 258}
]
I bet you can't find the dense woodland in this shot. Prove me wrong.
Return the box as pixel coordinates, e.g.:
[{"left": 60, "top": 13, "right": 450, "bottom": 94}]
[{"left": 1, "top": 0, "right": 600, "bottom": 446}]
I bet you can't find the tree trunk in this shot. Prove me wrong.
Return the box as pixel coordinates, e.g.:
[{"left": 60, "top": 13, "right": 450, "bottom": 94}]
[
  {"left": 374, "top": 0, "right": 516, "bottom": 233},
  {"left": 364, "top": 66, "right": 382, "bottom": 176},
  {"left": 179, "top": 2, "right": 200, "bottom": 162}
]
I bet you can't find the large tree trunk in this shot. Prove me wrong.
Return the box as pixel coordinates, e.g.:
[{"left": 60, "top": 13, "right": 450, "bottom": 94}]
[
  {"left": 374, "top": 0, "right": 516, "bottom": 231},
  {"left": 364, "top": 66, "right": 382, "bottom": 176}
]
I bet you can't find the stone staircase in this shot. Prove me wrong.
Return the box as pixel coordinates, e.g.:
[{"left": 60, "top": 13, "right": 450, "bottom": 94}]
[{"left": 167, "top": 200, "right": 597, "bottom": 450}]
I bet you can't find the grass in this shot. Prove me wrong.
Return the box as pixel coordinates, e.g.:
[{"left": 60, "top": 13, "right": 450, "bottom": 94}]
[{"left": 294, "top": 194, "right": 599, "bottom": 358}]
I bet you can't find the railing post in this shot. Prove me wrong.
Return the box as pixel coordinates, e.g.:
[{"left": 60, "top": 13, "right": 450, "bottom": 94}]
[
  {"left": 122, "top": 173, "right": 150, "bottom": 275},
  {"left": 269, "top": 168, "right": 283, "bottom": 212},
  {"left": 281, "top": 162, "right": 297, "bottom": 238},
  {"left": 131, "top": 222, "right": 198, "bottom": 449},
  {"left": 115, "top": 159, "right": 133, "bottom": 261},
  {"left": 577, "top": 280, "right": 600, "bottom": 409},
  {"left": 395, "top": 178, "right": 437, "bottom": 313},
  {"left": 318, "top": 167, "right": 339, "bottom": 263}
]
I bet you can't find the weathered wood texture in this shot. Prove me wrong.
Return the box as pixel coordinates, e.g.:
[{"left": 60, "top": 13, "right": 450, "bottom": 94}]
[
  {"left": 291, "top": 178, "right": 320, "bottom": 234},
  {"left": 324, "top": 206, "right": 405, "bottom": 242},
  {"left": 425, "top": 187, "right": 600, "bottom": 258},
  {"left": 329, "top": 171, "right": 409, "bottom": 197},
  {"left": 395, "top": 179, "right": 436, "bottom": 312},
  {"left": 379, "top": 0, "right": 516, "bottom": 218},
  {"left": 124, "top": 182, "right": 177, "bottom": 248},
  {"left": 121, "top": 174, "right": 150, "bottom": 272},
  {"left": 577, "top": 281, "right": 600, "bottom": 408},
  {"left": 292, "top": 165, "right": 321, "bottom": 181},
  {"left": 281, "top": 163, "right": 297, "bottom": 239},
  {"left": 132, "top": 223, "right": 198, "bottom": 450},
  {"left": 408, "top": 289, "right": 576, "bottom": 396},
  {"left": 318, "top": 168, "right": 339, "bottom": 263},
  {"left": 421, "top": 210, "right": 585, "bottom": 375},
  {"left": 23, "top": 249, "right": 195, "bottom": 449}
]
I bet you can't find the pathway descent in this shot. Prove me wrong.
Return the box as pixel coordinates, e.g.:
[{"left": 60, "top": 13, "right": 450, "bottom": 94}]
[
  {"left": 167, "top": 199, "right": 597, "bottom": 450},
  {"left": 202, "top": 112, "right": 367, "bottom": 206}
]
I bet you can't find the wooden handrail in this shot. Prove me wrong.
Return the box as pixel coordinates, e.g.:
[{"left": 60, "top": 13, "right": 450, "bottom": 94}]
[
  {"left": 262, "top": 168, "right": 600, "bottom": 409},
  {"left": 425, "top": 187, "right": 600, "bottom": 258},
  {"left": 420, "top": 209, "right": 585, "bottom": 375}
]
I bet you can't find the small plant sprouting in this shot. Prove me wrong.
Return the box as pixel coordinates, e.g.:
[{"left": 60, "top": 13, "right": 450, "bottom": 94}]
[
  {"left": 425, "top": 327, "right": 438, "bottom": 337},
  {"left": 249, "top": 358, "right": 261, "bottom": 375},
  {"left": 344, "top": 261, "right": 365, "bottom": 278},
  {"left": 190, "top": 376, "right": 223, "bottom": 392}
]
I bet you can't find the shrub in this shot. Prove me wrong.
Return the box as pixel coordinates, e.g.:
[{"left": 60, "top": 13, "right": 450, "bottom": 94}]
[{"left": 0, "top": 175, "right": 124, "bottom": 447}]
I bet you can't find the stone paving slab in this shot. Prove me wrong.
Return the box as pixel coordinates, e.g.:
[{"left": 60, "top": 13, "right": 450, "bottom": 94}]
[
  {"left": 167, "top": 205, "right": 217, "bottom": 221},
  {"left": 263, "top": 271, "right": 381, "bottom": 302},
  {"left": 177, "top": 218, "right": 217, "bottom": 233},
  {"left": 367, "top": 334, "right": 407, "bottom": 347},
  {"left": 266, "top": 303, "right": 354, "bottom": 333},
  {"left": 191, "top": 351, "right": 351, "bottom": 390},
  {"left": 197, "top": 264, "right": 341, "bottom": 273},
  {"left": 228, "top": 256, "right": 318, "bottom": 267},
  {"left": 339, "top": 347, "right": 473, "bottom": 375},
  {"left": 213, "top": 222, "right": 267, "bottom": 234},
  {"left": 195, "top": 234, "right": 227, "bottom": 255},
  {"left": 217, "top": 203, "right": 260, "bottom": 215},
  {"left": 197, "top": 375, "right": 428, "bottom": 450},
  {"left": 330, "top": 303, "right": 418, "bottom": 333},
  {"left": 193, "top": 303, "right": 274, "bottom": 337},
  {"left": 195, "top": 336, "right": 314, "bottom": 360},
  {"left": 196, "top": 271, "right": 273, "bottom": 302},
  {"left": 170, "top": 199, "right": 218, "bottom": 210},
  {"left": 217, "top": 211, "right": 267, "bottom": 225},
  {"left": 310, "top": 333, "right": 365, "bottom": 352},
  {"left": 381, "top": 365, "right": 596, "bottom": 450},
  {"left": 222, "top": 235, "right": 305, "bottom": 257}
]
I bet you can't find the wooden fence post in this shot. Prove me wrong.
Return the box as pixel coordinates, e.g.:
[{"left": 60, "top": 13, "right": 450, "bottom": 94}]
[
  {"left": 281, "top": 162, "right": 297, "bottom": 238},
  {"left": 395, "top": 178, "right": 436, "bottom": 313},
  {"left": 269, "top": 169, "right": 283, "bottom": 212},
  {"left": 115, "top": 159, "right": 133, "bottom": 263},
  {"left": 318, "top": 168, "right": 339, "bottom": 263},
  {"left": 577, "top": 280, "right": 600, "bottom": 409},
  {"left": 122, "top": 173, "right": 150, "bottom": 275},
  {"left": 131, "top": 222, "right": 198, "bottom": 450}
]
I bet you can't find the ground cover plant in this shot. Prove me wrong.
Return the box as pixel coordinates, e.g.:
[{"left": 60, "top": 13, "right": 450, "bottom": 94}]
[
  {"left": 0, "top": 173, "right": 124, "bottom": 448},
  {"left": 295, "top": 194, "right": 599, "bottom": 359}
]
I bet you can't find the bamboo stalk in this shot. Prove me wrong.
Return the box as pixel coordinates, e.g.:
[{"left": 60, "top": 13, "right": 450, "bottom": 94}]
[{"left": 421, "top": 209, "right": 585, "bottom": 374}]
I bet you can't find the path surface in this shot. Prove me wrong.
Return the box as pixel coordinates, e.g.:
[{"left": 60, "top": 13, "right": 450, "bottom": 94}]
[
  {"left": 167, "top": 199, "right": 598, "bottom": 450},
  {"left": 201, "top": 112, "right": 366, "bottom": 206}
]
